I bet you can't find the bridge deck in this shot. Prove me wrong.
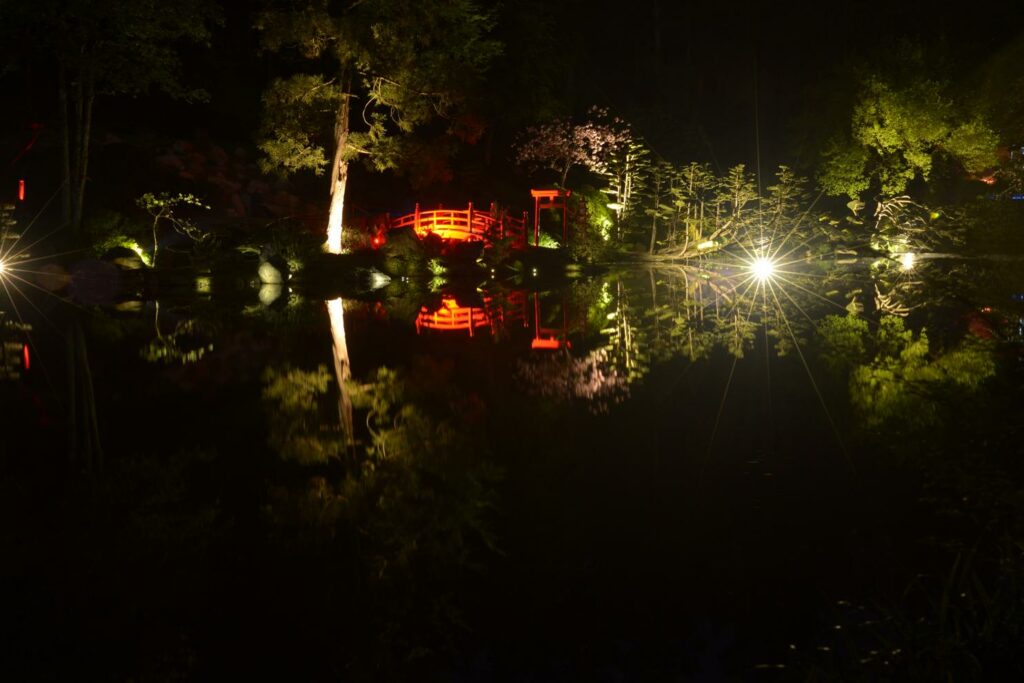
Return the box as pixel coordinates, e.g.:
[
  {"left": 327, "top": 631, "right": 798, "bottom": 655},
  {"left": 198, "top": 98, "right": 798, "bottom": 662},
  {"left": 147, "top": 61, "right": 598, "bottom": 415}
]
[{"left": 387, "top": 204, "right": 528, "bottom": 249}]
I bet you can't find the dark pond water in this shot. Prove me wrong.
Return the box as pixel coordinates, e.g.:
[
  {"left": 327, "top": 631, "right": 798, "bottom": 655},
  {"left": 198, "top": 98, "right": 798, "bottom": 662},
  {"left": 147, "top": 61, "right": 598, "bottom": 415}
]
[{"left": 3, "top": 251, "right": 1024, "bottom": 679}]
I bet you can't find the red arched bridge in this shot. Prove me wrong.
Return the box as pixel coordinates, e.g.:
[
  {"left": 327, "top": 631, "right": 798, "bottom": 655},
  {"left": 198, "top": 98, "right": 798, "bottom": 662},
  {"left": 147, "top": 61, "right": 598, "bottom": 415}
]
[{"left": 371, "top": 189, "right": 573, "bottom": 250}]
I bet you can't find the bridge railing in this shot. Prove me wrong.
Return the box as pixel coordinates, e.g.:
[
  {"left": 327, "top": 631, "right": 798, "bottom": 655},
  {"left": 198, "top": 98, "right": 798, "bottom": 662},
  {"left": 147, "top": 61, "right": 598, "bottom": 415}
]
[{"left": 388, "top": 203, "right": 527, "bottom": 248}]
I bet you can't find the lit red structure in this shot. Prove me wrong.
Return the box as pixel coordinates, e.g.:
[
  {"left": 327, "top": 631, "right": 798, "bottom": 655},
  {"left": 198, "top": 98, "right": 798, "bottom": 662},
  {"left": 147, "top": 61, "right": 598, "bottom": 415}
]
[
  {"left": 416, "top": 296, "right": 492, "bottom": 336},
  {"left": 372, "top": 189, "right": 577, "bottom": 250},
  {"left": 377, "top": 202, "right": 529, "bottom": 249},
  {"left": 530, "top": 188, "right": 572, "bottom": 246},
  {"left": 413, "top": 290, "right": 572, "bottom": 351},
  {"left": 531, "top": 293, "right": 571, "bottom": 350},
  {"left": 416, "top": 292, "right": 528, "bottom": 337}
]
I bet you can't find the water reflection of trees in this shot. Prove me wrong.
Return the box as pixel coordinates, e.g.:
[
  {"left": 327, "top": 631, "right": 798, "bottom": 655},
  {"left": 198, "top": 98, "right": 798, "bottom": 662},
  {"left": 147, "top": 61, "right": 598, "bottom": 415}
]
[
  {"left": 517, "top": 262, "right": 835, "bottom": 411},
  {"left": 260, "top": 355, "right": 500, "bottom": 674},
  {"left": 818, "top": 313, "right": 996, "bottom": 429},
  {"left": 1, "top": 311, "right": 30, "bottom": 381}
]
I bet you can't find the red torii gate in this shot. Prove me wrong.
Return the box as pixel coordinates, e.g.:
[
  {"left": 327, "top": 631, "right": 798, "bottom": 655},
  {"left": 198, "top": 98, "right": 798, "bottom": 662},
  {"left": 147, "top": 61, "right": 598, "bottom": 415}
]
[{"left": 530, "top": 188, "right": 572, "bottom": 247}]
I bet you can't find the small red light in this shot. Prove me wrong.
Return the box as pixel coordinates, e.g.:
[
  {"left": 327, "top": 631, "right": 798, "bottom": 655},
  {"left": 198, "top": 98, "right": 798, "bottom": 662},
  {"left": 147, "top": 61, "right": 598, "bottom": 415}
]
[
  {"left": 22, "top": 344, "right": 30, "bottom": 370},
  {"left": 18, "top": 179, "right": 25, "bottom": 201}
]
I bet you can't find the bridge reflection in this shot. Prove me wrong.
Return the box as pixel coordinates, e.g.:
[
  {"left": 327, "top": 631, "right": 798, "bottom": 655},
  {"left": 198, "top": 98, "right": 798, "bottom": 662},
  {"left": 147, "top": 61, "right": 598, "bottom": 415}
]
[{"left": 414, "top": 290, "right": 573, "bottom": 351}]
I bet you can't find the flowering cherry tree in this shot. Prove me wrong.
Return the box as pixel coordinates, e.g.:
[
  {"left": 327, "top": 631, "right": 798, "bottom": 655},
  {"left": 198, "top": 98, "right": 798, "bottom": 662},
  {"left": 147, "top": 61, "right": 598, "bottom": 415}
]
[{"left": 513, "top": 107, "right": 633, "bottom": 186}]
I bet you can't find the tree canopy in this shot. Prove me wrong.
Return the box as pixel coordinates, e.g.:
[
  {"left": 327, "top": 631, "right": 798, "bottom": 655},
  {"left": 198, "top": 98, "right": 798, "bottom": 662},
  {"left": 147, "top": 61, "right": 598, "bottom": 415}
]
[
  {"left": 819, "top": 77, "right": 999, "bottom": 198},
  {"left": 255, "top": 0, "right": 500, "bottom": 251}
]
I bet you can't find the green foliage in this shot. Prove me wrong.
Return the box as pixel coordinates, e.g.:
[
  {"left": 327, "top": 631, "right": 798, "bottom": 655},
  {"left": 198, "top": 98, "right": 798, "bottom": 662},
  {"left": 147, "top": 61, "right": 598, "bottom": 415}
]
[
  {"left": 819, "top": 314, "right": 996, "bottom": 428},
  {"left": 0, "top": 1, "right": 221, "bottom": 233},
  {"left": 579, "top": 185, "right": 614, "bottom": 239},
  {"left": 567, "top": 225, "right": 610, "bottom": 263},
  {"left": 256, "top": 0, "right": 501, "bottom": 177},
  {"left": 764, "top": 165, "right": 811, "bottom": 218},
  {"left": 818, "top": 313, "right": 870, "bottom": 371},
  {"left": 819, "top": 140, "right": 872, "bottom": 198},
  {"left": 137, "top": 192, "right": 208, "bottom": 219},
  {"left": 262, "top": 364, "right": 343, "bottom": 464},
  {"left": 264, "top": 362, "right": 501, "bottom": 581},
  {"left": 137, "top": 192, "right": 211, "bottom": 267},
  {"left": 819, "top": 78, "right": 999, "bottom": 198},
  {"left": 141, "top": 314, "right": 214, "bottom": 365},
  {"left": 717, "top": 164, "right": 758, "bottom": 218},
  {"left": 1, "top": 0, "right": 220, "bottom": 99},
  {"left": 257, "top": 74, "right": 347, "bottom": 176},
  {"left": 978, "top": 33, "right": 1024, "bottom": 143},
  {"left": 84, "top": 210, "right": 151, "bottom": 263},
  {"left": 536, "top": 231, "right": 561, "bottom": 249},
  {"left": 427, "top": 257, "right": 448, "bottom": 290},
  {"left": 1, "top": 310, "right": 31, "bottom": 381},
  {"left": 0, "top": 203, "right": 15, "bottom": 238}
]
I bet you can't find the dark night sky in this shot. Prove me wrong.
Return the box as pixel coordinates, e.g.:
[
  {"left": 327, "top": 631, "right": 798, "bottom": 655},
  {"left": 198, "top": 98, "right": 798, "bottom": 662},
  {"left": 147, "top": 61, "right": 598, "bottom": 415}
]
[
  {"left": 556, "top": 0, "right": 1024, "bottom": 168},
  {"left": 2, "top": 0, "right": 1023, "bottom": 207}
]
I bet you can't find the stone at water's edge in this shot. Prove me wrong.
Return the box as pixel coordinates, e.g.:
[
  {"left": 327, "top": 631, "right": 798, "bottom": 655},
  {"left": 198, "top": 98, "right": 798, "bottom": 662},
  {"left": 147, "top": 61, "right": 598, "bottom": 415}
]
[
  {"left": 101, "top": 246, "right": 146, "bottom": 270},
  {"left": 258, "top": 260, "right": 286, "bottom": 284},
  {"left": 259, "top": 283, "right": 284, "bottom": 306}
]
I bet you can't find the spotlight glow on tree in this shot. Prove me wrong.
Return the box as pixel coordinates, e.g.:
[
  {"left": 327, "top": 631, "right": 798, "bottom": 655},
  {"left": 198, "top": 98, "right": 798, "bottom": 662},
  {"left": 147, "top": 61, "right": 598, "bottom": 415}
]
[{"left": 750, "top": 256, "right": 776, "bottom": 282}]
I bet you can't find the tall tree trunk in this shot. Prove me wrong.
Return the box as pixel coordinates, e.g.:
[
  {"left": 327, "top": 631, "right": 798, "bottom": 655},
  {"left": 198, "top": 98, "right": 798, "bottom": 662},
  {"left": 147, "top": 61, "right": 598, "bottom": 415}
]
[
  {"left": 73, "top": 68, "right": 95, "bottom": 234},
  {"left": 151, "top": 216, "right": 160, "bottom": 268},
  {"left": 327, "top": 298, "right": 354, "bottom": 446},
  {"left": 67, "top": 319, "right": 103, "bottom": 469},
  {"left": 58, "top": 60, "right": 96, "bottom": 238},
  {"left": 649, "top": 173, "right": 661, "bottom": 255},
  {"left": 326, "top": 89, "right": 351, "bottom": 254},
  {"left": 58, "top": 63, "right": 72, "bottom": 227}
]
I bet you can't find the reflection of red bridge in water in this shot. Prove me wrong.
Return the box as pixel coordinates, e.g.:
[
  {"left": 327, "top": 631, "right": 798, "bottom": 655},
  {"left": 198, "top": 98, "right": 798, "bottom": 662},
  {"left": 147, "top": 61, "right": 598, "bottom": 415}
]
[{"left": 415, "top": 291, "right": 573, "bottom": 350}]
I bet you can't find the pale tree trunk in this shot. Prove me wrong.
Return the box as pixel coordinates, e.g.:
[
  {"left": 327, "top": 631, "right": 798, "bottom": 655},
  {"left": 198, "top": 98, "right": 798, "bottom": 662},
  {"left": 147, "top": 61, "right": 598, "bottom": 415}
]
[
  {"left": 648, "top": 173, "right": 661, "bottom": 255},
  {"left": 326, "top": 89, "right": 351, "bottom": 254},
  {"left": 649, "top": 213, "right": 657, "bottom": 254},
  {"left": 327, "top": 298, "right": 354, "bottom": 445},
  {"left": 59, "top": 62, "right": 72, "bottom": 226},
  {"left": 67, "top": 318, "right": 103, "bottom": 469},
  {"left": 151, "top": 216, "right": 160, "bottom": 268},
  {"left": 58, "top": 59, "right": 95, "bottom": 238}
]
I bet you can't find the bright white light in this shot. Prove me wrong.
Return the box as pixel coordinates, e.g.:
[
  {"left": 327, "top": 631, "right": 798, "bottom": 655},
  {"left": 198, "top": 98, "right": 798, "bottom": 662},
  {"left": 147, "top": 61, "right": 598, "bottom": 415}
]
[
  {"left": 750, "top": 257, "right": 775, "bottom": 282},
  {"left": 899, "top": 252, "right": 916, "bottom": 271},
  {"left": 0, "top": 260, "right": 6, "bottom": 275},
  {"left": 368, "top": 269, "right": 391, "bottom": 290}
]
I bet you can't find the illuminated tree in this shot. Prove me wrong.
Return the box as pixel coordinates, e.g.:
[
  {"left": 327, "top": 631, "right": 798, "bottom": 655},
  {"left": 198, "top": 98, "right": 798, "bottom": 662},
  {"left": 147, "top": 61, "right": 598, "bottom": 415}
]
[
  {"left": 513, "top": 107, "right": 634, "bottom": 187},
  {"left": 817, "top": 314, "right": 995, "bottom": 429},
  {"left": 255, "top": 0, "right": 500, "bottom": 253},
  {"left": 667, "top": 162, "right": 716, "bottom": 253},
  {"left": 262, "top": 364, "right": 344, "bottom": 464},
  {"left": 819, "top": 77, "right": 999, "bottom": 199},
  {"left": 136, "top": 192, "right": 209, "bottom": 268},
  {"left": 643, "top": 160, "right": 675, "bottom": 254},
  {"left": 600, "top": 135, "right": 650, "bottom": 241},
  {"left": 515, "top": 348, "right": 630, "bottom": 414}
]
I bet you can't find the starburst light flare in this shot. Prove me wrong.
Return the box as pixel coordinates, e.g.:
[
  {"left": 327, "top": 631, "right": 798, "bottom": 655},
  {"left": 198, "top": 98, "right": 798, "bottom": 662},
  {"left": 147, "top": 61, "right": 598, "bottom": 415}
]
[{"left": 750, "top": 256, "right": 776, "bottom": 282}]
